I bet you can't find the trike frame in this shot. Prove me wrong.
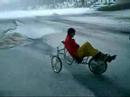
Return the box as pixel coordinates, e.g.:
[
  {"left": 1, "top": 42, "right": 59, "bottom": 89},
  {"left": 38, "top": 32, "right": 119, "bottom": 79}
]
[{"left": 51, "top": 41, "right": 107, "bottom": 75}]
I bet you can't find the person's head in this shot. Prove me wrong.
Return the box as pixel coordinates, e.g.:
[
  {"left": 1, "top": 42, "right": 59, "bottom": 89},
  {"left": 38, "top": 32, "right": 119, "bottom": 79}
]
[{"left": 67, "top": 28, "right": 75, "bottom": 37}]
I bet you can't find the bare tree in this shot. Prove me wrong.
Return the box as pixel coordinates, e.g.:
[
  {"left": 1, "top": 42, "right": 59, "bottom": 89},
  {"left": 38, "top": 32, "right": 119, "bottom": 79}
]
[{"left": 81, "top": 0, "right": 85, "bottom": 7}]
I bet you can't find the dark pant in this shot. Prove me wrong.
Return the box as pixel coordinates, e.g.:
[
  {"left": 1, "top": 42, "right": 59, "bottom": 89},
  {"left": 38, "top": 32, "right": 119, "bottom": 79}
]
[{"left": 93, "top": 52, "right": 109, "bottom": 61}]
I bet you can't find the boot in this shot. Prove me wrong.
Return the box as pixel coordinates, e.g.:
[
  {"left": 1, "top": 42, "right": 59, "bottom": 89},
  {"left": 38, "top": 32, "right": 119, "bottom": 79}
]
[
  {"left": 106, "top": 55, "right": 117, "bottom": 63},
  {"left": 93, "top": 52, "right": 107, "bottom": 61},
  {"left": 93, "top": 52, "right": 101, "bottom": 61},
  {"left": 93, "top": 52, "right": 116, "bottom": 63}
]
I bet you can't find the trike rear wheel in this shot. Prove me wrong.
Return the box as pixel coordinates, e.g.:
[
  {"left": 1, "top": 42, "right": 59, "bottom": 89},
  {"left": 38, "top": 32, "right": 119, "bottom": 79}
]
[{"left": 88, "top": 58, "right": 107, "bottom": 75}]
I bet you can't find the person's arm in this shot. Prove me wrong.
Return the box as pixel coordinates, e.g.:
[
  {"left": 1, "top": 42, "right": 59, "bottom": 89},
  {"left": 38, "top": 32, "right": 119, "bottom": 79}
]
[{"left": 72, "top": 39, "right": 80, "bottom": 48}]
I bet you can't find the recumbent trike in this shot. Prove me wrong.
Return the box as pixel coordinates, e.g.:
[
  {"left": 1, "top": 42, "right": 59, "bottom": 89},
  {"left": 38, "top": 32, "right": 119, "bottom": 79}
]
[{"left": 51, "top": 41, "right": 108, "bottom": 75}]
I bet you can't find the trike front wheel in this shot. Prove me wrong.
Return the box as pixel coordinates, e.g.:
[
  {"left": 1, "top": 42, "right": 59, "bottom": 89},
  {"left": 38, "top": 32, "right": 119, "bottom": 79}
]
[{"left": 51, "top": 56, "right": 62, "bottom": 73}]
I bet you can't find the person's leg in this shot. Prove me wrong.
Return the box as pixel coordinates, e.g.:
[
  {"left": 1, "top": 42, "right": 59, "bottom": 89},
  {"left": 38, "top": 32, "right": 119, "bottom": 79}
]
[
  {"left": 77, "top": 41, "right": 116, "bottom": 63},
  {"left": 77, "top": 42, "right": 98, "bottom": 58},
  {"left": 93, "top": 52, "right": 109, "bottom": 61},
  {"left": 94, "top": 52, "right": 116, "bottom": 62}
]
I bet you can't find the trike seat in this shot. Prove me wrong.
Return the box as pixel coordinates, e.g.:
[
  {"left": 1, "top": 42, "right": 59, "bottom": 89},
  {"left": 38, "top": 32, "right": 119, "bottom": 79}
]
[{"left": 61, "top": 41, "right": 83, "bottom": 64}]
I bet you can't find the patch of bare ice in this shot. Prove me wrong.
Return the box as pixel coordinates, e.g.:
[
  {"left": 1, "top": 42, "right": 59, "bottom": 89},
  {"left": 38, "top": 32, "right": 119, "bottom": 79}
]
[{"left": 0, "top": 32, "right": 32, "bottom": 49}]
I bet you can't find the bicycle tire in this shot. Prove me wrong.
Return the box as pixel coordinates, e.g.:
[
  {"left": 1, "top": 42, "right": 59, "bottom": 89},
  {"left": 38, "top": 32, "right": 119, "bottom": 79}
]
[
  {"left": 51, "top": 56, "right": 62, "bottom": 73},
  {"left": 88, "top": 58, "right": 107, "bottom": 75}
]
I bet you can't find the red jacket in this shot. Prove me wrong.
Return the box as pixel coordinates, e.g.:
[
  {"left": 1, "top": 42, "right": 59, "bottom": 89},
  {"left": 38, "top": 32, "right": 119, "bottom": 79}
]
[{"left": 64, "top": 35, "right": 79, "bottom": 58}]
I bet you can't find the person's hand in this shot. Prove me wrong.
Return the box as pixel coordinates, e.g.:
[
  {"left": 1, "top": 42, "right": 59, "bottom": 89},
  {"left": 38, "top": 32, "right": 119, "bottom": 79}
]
[
  {"left": 75, "top": 57, "right": 83, "bottom": 63},
  {"left": 77, "top": 44, "right": 80, "bottom": 48}
]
